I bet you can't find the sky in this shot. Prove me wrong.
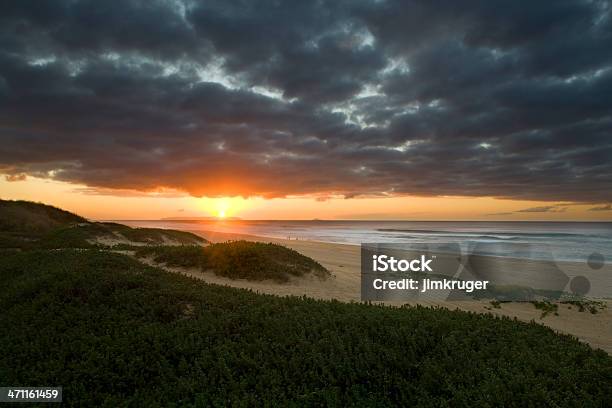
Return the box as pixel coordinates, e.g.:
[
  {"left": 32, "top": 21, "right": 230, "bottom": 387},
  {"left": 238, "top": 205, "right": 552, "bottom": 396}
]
[{"left": 0, "top": 0, "right": 611, "bottom": 220}]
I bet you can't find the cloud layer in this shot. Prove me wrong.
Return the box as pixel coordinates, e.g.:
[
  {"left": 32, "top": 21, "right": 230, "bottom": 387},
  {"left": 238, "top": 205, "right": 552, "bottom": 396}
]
[{"left": 1, "top": 0, "right": 611, "bottom": 201}]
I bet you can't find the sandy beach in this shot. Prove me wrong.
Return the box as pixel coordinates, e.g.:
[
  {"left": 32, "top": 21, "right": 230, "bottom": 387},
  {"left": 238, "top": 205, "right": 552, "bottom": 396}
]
[{"left": 136, "top": 228, "right": 612, "bottom": 354}]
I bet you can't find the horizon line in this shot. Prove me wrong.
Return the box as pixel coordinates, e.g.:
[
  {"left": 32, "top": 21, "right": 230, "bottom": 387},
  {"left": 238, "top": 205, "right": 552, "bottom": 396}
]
[{"left": 104, "top": 218, "right": 612, "bottom": 223}]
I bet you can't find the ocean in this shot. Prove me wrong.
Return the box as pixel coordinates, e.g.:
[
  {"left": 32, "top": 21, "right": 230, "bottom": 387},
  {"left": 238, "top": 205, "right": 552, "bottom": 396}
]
[{"left": 119, "top": 220, "right": 612, "bottom": 264}]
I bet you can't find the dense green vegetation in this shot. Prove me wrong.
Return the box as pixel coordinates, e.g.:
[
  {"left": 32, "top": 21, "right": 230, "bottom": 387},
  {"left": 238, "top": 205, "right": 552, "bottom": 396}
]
[
  {"left": 1, "top": 249, "right": 610, "bottom": 407},
  {"left": 0, "top": 199, "right": 205, "bottom": 249},
  {"left": 135, "top": 240, "right": 330, "bottom": 282},
  {"left": 1, "top": 200, "right": 610, "bottom": 405}
]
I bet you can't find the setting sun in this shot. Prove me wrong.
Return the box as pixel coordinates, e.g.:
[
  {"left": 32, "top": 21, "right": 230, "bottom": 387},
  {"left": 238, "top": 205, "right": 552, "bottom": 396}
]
[
  {"left": 196, "top": 196, "right": 251, "bottom": 219},
  {"left": 215, "top": 198, "right": 231, "bottom": 219}
]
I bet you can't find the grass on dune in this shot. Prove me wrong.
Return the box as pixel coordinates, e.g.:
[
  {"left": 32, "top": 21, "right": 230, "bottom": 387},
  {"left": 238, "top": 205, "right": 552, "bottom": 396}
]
[
  {"left": 100, "top": 223, "right": 206, "bottom": 245},
  {"left": 1, "top": 249, "right": 610, "bottom": 407},
  {"left": 0, "top": 199, "right": 206, "bottom": 249},
  {"left": 0, "top": 199, "right": 85, "bottom": 235},
  {"left": 134, "top": 240, "right": 330, "bottom": 282},
  {"left": 1, "top": 223, "right": 206, "bottom": 250}
]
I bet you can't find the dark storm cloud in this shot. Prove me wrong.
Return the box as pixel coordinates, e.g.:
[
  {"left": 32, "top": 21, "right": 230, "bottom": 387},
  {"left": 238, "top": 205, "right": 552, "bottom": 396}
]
[
  {"left": 589, "top": 204, "right": 612, "bottom": 211},
  {"left": 515, "top": 206, "right": 567, "bottom": 213},
  {"left": 1, "top": 0, "right": 611, "bottom": 202}
]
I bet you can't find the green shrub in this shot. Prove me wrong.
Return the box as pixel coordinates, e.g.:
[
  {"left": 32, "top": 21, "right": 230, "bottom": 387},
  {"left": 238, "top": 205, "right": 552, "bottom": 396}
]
[
  {"left": 206, "top": 240, "right": 329, "bottom": 282},
  {"left": 135, "top": 241, "right": 330, "bottom": 282},
  {"left": 0, "top": 250, "right": 610, "bottom": 407},
  {"left": 531, "top": 301, "right": 559, "bottom": 318},
  {"left": 135, "top": 245, "right": 207, "bottom": 269},
  {"left": 490, "top": 300, "right": 502, "bottom": 309},
  {"left": 561, "top": 299, "right": 606, "bottom": 314}
]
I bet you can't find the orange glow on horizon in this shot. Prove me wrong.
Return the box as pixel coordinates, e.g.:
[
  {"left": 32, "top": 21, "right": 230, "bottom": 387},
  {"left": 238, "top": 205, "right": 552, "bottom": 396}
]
[
  {"left": 204, "top": 197, "right": 249, "bottom": 219},
  {"left": 0, "top": 175, "right": 611, "bottom": 221}
]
